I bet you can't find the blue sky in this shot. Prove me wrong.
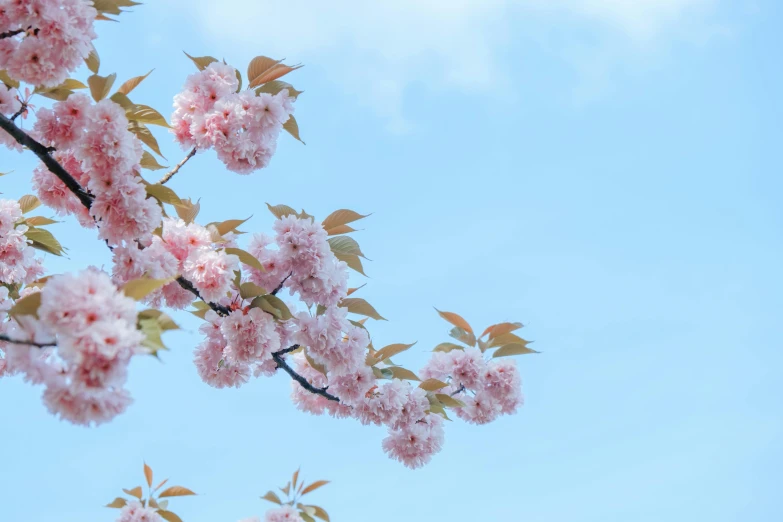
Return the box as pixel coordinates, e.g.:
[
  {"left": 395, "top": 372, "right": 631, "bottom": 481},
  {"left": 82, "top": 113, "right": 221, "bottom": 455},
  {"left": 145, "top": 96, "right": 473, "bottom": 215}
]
[{"left": 1, "top": 0, "right": 782, "bottom": 521}]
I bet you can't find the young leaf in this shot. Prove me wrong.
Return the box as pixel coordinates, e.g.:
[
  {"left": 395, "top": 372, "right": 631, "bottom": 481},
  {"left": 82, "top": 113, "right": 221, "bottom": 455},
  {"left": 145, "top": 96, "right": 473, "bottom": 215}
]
[
  {"left": 292, "top": 468, "right": 300, "bottom": 490},
  {"left": 117, "top": 69, "right": 153, "bottom": 95},
  {"left": 87, "top": 73, "right": 117, "bottom": 101},
  {"left": 283, "top": 115, "right": 304, "bottom": 143},
  {"left": 419, "top": 378, "right": 448, "bottom": 391},
  {"left": 25, "top": 227, "right": 65, "bottom": 256},
  {"left": 144, "top": 463, "right": 153, "bottom": 487},
  {"left": 158, "top": 486, "right": 197, "bottom": 498},
  {"left": 309, "top": 505, "right": 330, "bottom": 522},
  {"left": 265, "top": 203, "right": 297, "bottom": 220},
  {"left": 174, "top": 198, "right": 200, "bottom": 223},
  {"left": 346, "top": 284, "right": 366, "bottom": 296},
  {"left": 138, "top": 317, "right": 165, "bottom": 353},
  {"left": 492, "top": 342, "right": 538, "bottom": 357},
  {"left": 224, "top": 247, "right": 265, "bottom": 272},
  {"left": 157, "top": 510, "right": 184, "bottom": 522},
  {"left": 321, "top": 209, "right": 368, "bottom": 231},
  {"left": 433, "top": 342, "right": 464, "bottom": 353},
  {"left": 261, "top": 491, "right": 282, "bottom": 505},
  {"left": 339, "top": 298, "right": 386, "bottom": 321},
  {"left": 449, "top": 326, "right": 476, "bottom": 347},
  {"left": 373, "top": 342, "right": 415, "bottom": 362},
  {"left": 128, "top": 122, "right": 165, "bottom": 158},
  {"left": 183, "top": 51, "right": 218, "bottom": 71},
  {"left": 145, "top": 184, "right": 183, "bottom": 206},
  {"left": 123, "top": 487, "right": 143, "bottom": 499},
  {"left": 122, "top": 277, "right": 171, "bottom": 301},
  {"left": 18, "top": 194, "right": 41, "bottom": 214},
  {"left": 105, "top": 498, "right": 127, "bottom": 509},
  {"left": 386, "top": 367, "right": 420, "bottom": 381},
  {"left": 435, "top": 393, "right": 466, "bottom": 408},
  {"left": 325, "top": 224, "right": 357, "bottom": 236},
  {"left": 85, "top": 47, "right": 100, "bottom": 74},
  {"left": 214, "top": 216, "right": 251, "bottom": 236},
  {"left": 481, "top": 321, "right": 523, "bottom": 339},
  {"left": 239, "top": 282, "right": 267, "bottom": 300},
  {"left": 0, "top": 69, "right": 20, "bottom": 89},
  {"left": 137, "top": 309, "right": 180, "bottom": 331},
  {"left": 247, "top": 56, "right": 302, "bottom": 88},
  {"left": 327, "top": 236, "right": 364, "bottom": 258},
  {"left": 435, "top": 309, "right": 473, "bottom": 335},
  {"left": 24, "top": 216, "right": 59, "bottom": 226},
  {"left": 140, "top": 151, "right": 167, "bottom": 171},
  {"left": 126, "top": 104, "right": 169, "bottom": 127},
  {"left": 334, "top": 253, "right": 367, "bottom": 276},
  {"left": 304, "top": 350, "right": 327, "bottom": 376},
  {"left": 488, "top": 332, "right": 528, "bottom": 348},
  {"left": 255, "top": 80, "right": 303, "bottom": 99}
]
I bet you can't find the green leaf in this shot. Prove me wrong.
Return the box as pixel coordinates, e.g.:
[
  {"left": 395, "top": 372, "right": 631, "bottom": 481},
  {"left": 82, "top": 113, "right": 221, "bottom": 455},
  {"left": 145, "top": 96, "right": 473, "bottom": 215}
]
[
  {"left": 492, "top": 342, "right": 538, "bottom": 357},
  {"left": 183, "top": 51, "right": 218, "bottom": 71},
  {"left": 448, "top": 326, "right": 476, "bottom": 347},
  {"left": 433, "top": 342, "right": 464, "bottom": 353},
  {"left": 255, "top": 80, "right": 303, "bottom": 99},
  {"left": 105, "top": 498, "right": 127, "bottom": 509},
  {"left": 0, "top": 69, "right": 20, "bottom": 89},
  {"left": 145, "top": 184, "right": 183, "bottom": 206},
  {"left": 224, "top": 247, "right": 264, "bottom": 272},
  {"left": 117, "top": 69, "right": 153, "bottom": 95},
  {"left": 239, "top": 282, "right": 267, "bottom": 299},
  {"left": 25, "top": 227, "right": 65, "bottom": 256},
  {"left": 87, "top": 73, "right": 117, "bottom": 101},
  {"left": 372, "top": 342, "right": 415, "bottom": 363},
  {"left": 488, "top": 332, "right": 528, "bottom": 348},
  {"left": 283, "top": 115, "right": 304, "bottom": 143},
  {"left": 339, "top": 298, "right": 386, "bottom": 320},
  {"left": 158, "top": 486, "right": 197, "bottom": 498},
  {"left": 419, "top": 378, "right": 449, "bottom": 391},
  {"left": 321, "top": 209, "right": 369, "bottom": 232},
  {"left": 250, "top": 294, "right": 293, "bottom": 320},
  {"left": 309, "top": 505, "right": 330, "bottom": 522},
  {"left": 435, "top": 393, "right": 466, "bottom": 408},
  {"left": 137, "top": 309, "right": 180, "bottom": 331},
  {"left": 265, "top": 203, "right": 298, "bottom": 220},
  {"left": 18, "top": 194, "right": 41, "bottom": 214},
  {"left": 140, "top": 151, "right": 167, "bottom": 171},
  {"left": 327, "top": 236, "right": 364, "bottom": 258},
  {"left": 138, "top": 317, "right": 165, "bottom": 353},
  {"left": 126, "top": 104, "right": 169, "bottom": 127},
  {"left": 261, "top": 491, "right": 282, "bottom": 505},
  {"left": 8, "top": 292, "right": 42, "bottom": 319},
  {"left": 334, "top": 253, "right": 366, "bottom": 276},
  {"left": 122, "top": 277, "right": 171, "bottom": 301}
]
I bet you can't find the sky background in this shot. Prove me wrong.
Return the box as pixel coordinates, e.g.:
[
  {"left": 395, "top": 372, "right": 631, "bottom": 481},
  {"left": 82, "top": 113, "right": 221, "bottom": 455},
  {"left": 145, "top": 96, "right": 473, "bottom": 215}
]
[{"left": 1, "top": 0, "right": 782, "bottom": 521}]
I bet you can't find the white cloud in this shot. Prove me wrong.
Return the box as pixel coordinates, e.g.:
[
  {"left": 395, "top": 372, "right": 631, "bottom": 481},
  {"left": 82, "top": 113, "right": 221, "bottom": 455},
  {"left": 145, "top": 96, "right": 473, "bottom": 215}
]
[{"left": 185, "top": 0, "right": 721, "bottom": 128}]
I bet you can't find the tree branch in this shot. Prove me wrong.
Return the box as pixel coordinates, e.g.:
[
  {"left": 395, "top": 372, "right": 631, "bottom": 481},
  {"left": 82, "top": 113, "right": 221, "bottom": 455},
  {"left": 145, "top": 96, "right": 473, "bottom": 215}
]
[
  {"left": 0, "top": 114, "right": 94, "bottom": 209},
  {"left": 156, "top": 147, "right": 196, "bottom": 185},
  {"left": 0, "top": 334, "right": 56, "bottom": 348},
  {"left": 273, "top": 347, "right": 339, "bottom": 402},
  {"left": 10, "top": 101, "right": 27, "bottom": 122},
  {"left": 0, "top": 28, "right": 25, "bottom": 39},
  {"left": 271, "top": 272, "right": 292, "bottom": 296}
]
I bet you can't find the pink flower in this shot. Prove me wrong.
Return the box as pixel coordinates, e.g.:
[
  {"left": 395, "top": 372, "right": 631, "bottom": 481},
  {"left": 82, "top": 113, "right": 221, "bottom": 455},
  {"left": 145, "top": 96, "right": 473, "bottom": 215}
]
[
  {"left": 382, "top": 414, "right": 445, "bottom": 469},
  {"left": 117, "top": 500, "right": 163, "bottom": 522},
  {"left": 220, "top": 307, "right": 281, "bottom": 365},
  {"left": 482, "top": 359, "right": 523, "bottom": 414},
  {"left": 327, "top": 366, "right": 376, "bottom": 406},
  {"left": 182, "top": 248, "right": 239, "bottom": 303},
  {"left": 42, "top": 384, "right": 132, "bottom": 427},
  {"left": 265, "top": 505, "right": 303, "bottom": 522}
]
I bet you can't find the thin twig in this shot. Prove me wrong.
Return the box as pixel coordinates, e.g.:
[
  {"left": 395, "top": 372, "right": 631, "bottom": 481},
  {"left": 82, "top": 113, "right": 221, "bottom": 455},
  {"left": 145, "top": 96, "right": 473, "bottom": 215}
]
[
  {"left": 157, "top": 147, "right": 196, "bottom": 185},
  {"left": 271, "top": 272, "right": 292, "bottom": 296},
  {"left": 450, "top": 384, "right": 466, "bottom": 397},
  {"left": 0, "top": 334, "right": 56, "bottom": 348},
  {"left": 273, "top": 350, "right": 340, "bottom": 402},
  {"left": 10, "top": 101, "right": 27, "bottom": 122},
  {"left": 0, "top": 28, "right": 25, "bottom": 39}
]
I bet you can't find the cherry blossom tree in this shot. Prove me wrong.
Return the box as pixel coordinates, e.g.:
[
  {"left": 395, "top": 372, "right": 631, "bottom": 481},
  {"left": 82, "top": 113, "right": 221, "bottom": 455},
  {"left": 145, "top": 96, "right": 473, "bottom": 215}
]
[
  {"left": 107, "top": 463, "right": 331, "bottom": 522},
  {"left": 0, "top": 0, "right": 536, "bottom": 470}
]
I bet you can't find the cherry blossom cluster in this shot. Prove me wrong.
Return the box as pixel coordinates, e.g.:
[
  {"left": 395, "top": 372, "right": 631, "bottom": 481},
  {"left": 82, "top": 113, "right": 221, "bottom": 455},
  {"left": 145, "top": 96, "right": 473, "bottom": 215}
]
[
  {"left": 0, "top": 199, "right": 44, "bottom": 285},
  {"left": 0, "top": 268, "right": 144, "bottom": 426},
  {"left": 0, "top": 0, "right": 97, "bottom": 87},
  {"left": 32, "top": 94, "right": 162, "bottom": 245},
  {"left": 0, "top": 82, "right": 22, "bottom": 149},
  {"left": 422, "top": 348, "right": 523, "bottom": 425},
  {"left": 241, "top": 505, "right": 306, "bottom": 522},
  {"left": 171, "top": 62, "right": 295, "bottom": 174},
  {"left": 111, "top": 217, "right": 239, "bottom": 310}
]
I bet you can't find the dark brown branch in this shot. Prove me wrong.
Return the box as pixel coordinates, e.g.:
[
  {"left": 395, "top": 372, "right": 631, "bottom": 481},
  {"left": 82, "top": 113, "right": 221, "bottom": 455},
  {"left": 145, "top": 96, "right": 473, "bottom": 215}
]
[
  {"left": 271, "top": 272, "right": 292, "bottom": 296},
  {"left": 273, "top": 347, "right": 339, "bottom": 402},
  {"left": 157, "top": 147, "right": 196, "bottom": 185},
  {"left": 10, "top": 101, "right": 27, "bottom": 122},
  {"left": 175, "top": 276, "right": 231, "bottom": 316},
  {"left": 0, "top": 28, "right": 25, "bottom": 39},
  {"left": 0, "top": 334, "right": 56, "bottom": 348}
]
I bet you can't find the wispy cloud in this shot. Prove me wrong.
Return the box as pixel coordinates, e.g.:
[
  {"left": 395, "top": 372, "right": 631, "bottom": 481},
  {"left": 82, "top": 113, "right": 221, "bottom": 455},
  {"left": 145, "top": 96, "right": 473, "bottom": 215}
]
[{"left": 186, "top": 0, "right": 722, "bottom": 129}]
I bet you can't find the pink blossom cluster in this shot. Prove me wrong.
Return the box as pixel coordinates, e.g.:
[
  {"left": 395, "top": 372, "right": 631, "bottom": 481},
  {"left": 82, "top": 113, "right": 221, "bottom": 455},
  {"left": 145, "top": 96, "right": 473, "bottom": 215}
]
[
  {"left": 246, "top": 216, "right": 348, "bottom": 308},
  {"left": 288, "top": 305, "right": 445, "bottom": 469},
  {"left": 421, "top": 348, "right": 523, "bottom": 425},
  {"left": 0, "top": 0, "right": 98, "bottom": 87},
  {"left": 0, "top": 268, "right": 144, "bottom": 426},
  {"left": 116, "top": 500, "right": 162, "bottom": 522},
  {"left": 171, "top": 62, "right": 295, "bottom": 174},
  {"left": 111, "top": 217, "right": 239, "bottom": 310},
  {"left": 0, "top": 199, "right": 44, "bottom": 285},
  {"left": 238, "top": 505, "right": 303, "bottom": 522},
  {"left": 32, "top": 95, "right": 162, "bottom": 246},
  {"left": 0, "top": 83, "right": 22, "bottom": 150}
]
